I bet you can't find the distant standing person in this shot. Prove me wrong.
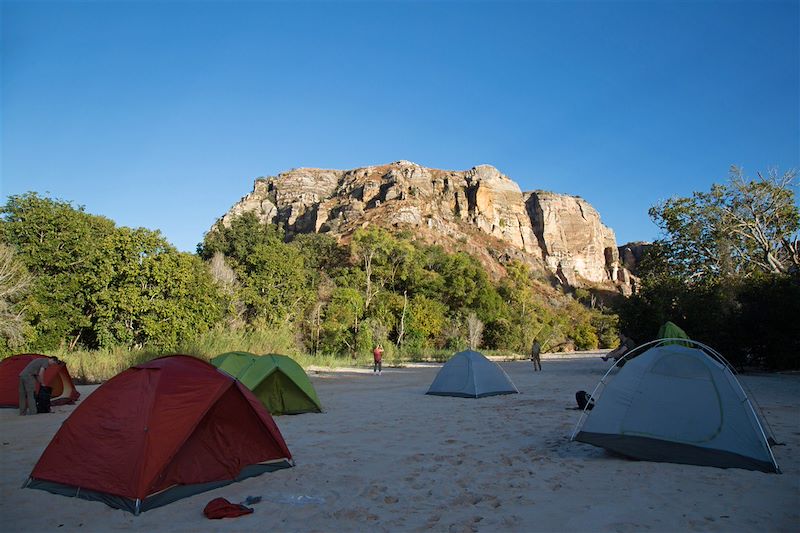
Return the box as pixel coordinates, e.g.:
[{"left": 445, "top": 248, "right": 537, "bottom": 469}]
[
  {"left": 18, "top": 356, "right": 60, "bottom": 416},
  {"left": 373, "top": 344, "right": 384, "bottom": 375},
  {"left": 530, "top": 339, "right": 542, "bottom": 371}
]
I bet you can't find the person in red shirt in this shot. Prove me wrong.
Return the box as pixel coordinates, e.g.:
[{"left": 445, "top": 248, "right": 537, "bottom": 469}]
[{"left": 373, "top": 345, "right": 384, "bottom": 375}]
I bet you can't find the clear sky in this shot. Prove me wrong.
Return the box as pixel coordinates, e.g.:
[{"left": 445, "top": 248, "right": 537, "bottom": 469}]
[{"left": 2, "top": 0, "right": 798, "bottom": 252}]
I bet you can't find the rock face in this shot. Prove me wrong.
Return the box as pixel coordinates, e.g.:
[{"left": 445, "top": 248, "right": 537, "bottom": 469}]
[
  {"left": 525, "top": 192, "right": 621, "bottom": 286},
  {"left": 216, "top": 161, "right": 633, "bottom": 288}
]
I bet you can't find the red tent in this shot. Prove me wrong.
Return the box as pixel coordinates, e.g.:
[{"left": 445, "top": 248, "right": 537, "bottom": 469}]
[
  {"left": 0, "top": 354, "right": 80, "bottom": 407},
  {"left": 26, "top": 355, "right": 293, "bottom": 514}
]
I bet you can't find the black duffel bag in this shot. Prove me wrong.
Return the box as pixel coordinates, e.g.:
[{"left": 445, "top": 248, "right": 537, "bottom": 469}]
[{"left": 36, "top": 385, "right": 53, "bottom": 414}]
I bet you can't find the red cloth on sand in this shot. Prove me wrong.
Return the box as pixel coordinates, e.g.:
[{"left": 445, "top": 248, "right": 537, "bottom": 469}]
[{"left": 203, "top": 498, "right": 254, "bottom": 519}]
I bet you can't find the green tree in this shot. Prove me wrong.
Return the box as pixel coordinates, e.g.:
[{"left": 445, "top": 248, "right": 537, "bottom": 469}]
[
  {"left": 648, "top": 167, "right": 799, "bottom": 281},
  {"left": 319, "top": 287, "right": 364, "bottom": 356},
  {"left": 2, "top": 193, "right": 115, "bottom": 349},
  {"left": 199, "top": 213, "right": 309, "bottom": 326},
  {"left": 351, "top": 227, "right": 397, "bottom": 311},
  {"left": 240, "top": 241, "right": 308, "bottom": 325},
  {"left": 2, "top": 193, "right": 223, "bottom": 351},
  {"left": 293, "top": 233, "right": 349, "bottom": 282},
  {"left": 93, "top": 227, "right": 222, "bottom": 350},
  {"left": 622, "top": 167, "right": 800, "bottom": 369},
  {"left": 0, "top": 243, "right": 32, "bottom": 351},
  {"left": 405, "top": 294, "right": 448, "bottom": 351}
]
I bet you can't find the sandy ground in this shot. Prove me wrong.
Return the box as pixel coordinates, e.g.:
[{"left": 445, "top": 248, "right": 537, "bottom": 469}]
[{"left": 1, "top": 353, "right": 798, "bottom": 532}]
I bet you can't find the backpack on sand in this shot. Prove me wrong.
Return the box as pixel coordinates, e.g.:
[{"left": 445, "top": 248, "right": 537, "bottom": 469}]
[
  {"left": 575, "top": 390, "right": 595, "bottom": 411},
  {"left": 36, "top": 385, "right": 52, "bottom": 414}
]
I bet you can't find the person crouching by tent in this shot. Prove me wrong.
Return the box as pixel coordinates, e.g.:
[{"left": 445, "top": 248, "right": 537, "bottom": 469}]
[
  {"left": 373, "top": 345, "right": 384, "bottom": 375},
  {"left": 19, "top": 356, "right": 61, "bottom": 416},
  {"left": 601, "top": 333, "right": 636, "bottom": 362}
]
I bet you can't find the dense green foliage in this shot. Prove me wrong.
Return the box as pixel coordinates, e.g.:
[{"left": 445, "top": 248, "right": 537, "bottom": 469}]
[
  {"left": 2, "top": 194, "right": 618, "bottom": 366},
  {"left": 1, "top": 193, "right": 222, "bottom": 351},
  {"left": 198, "top": 220, "right": 616, "bottom": 359},
  {"left": 619, "top": 168, "right": 799, "bottom": 370}
]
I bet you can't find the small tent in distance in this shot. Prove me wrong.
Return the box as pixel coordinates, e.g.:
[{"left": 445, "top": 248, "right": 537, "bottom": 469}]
[
  {"left": 212, "top": 352, "right": 322, "bottom": 415},
  {"left": 427, "top": 350, "right": 519, "bottom": 398},
  {"left": 26, "top": 355, "right": 293, "bottom": 514},
  {"left": 0, "top": 354, "right": 80, "bottom": 407},
  {"left": 573, "top": 341, "right": 779, "bottom": 473}
]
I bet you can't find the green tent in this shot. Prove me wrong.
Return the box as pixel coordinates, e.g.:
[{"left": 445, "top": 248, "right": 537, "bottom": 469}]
[
  {"left": 211, "top": 352, "right": 322, "bottom": 415},
  {"left": 657, "top": 321, "right": 691, "bottom": 346}
]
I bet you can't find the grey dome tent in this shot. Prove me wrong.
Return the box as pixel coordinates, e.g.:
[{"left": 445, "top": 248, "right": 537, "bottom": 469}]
[
  {"left": 426, "top": 350, "right": 519, "bottom": 398},
  {"left": 571, "top": 339, "right": 779, "bottom": 473}
]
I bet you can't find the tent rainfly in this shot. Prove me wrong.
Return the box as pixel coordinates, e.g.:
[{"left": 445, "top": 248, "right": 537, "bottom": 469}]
[
  {"left": 426, "top": 350, "right": 519, "bottom": 398},
  {"left": 656, "top": 321, "right": 691, "bottom": 346},
  {"left": 0, "top": 354, "right": 80, "bottom": 407},
  {"left": 25, "top": 355, "right": 293, "bottom": 513},
  {"left": 211, "top": 352, "right": 322, "bottom": 415},
  {"left": 572, "top": 340, "right": 780, "bottom": 473}
]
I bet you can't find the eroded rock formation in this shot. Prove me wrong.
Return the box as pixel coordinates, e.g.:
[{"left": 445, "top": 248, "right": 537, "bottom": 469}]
[{"left": 215, "top": 161, "right": 633, "bottom": 290}]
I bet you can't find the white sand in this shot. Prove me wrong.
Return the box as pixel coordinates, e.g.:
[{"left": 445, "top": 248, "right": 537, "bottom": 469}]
[{"left": 1, "top": 354, "right": 798, "bottom": 532}]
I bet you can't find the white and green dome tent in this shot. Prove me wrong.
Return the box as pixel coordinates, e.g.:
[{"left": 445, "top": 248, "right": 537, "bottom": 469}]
[
  {"left": 426, "top": 350, "right": 519, "bottom": 398},
  {"left": 572, "top": 340, "right": 779, "bottom": 473}
]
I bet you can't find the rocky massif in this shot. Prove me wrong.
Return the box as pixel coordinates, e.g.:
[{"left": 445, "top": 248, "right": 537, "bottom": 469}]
[{"left": 216, "top": 161, "right": 636, "bottom": 292}]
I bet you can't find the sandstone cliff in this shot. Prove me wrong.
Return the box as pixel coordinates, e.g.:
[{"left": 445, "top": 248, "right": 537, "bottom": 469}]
[{"left": 215, "top": 161, "right": 633, "bottom": 290}]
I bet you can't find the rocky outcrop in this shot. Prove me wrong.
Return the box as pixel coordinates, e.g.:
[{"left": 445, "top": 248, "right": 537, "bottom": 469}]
[
  {"left": 215, "top": 161, "right": 633, "bottom": 289},
  {"left": 525, "top": 192, "right": 620, "bottom": 286}
]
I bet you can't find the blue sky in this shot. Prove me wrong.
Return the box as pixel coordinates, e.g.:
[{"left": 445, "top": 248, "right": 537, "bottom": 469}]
[{"left": 2, "top": 0, "right": 798, "bottom": 252}]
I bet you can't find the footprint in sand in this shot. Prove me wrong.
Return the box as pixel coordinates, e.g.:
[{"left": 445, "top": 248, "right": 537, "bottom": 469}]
[
  {"left": 366, "top": 484, "right": 388, "bottom": 499},
  {"left": 425, "top": 514, "right": 441, "bottom": 528},
  {"left": 333, "top": 507, "right": 379, "bottom": 522},
  {"left": 482, "top": 495, "right": 501, "bottom": 509},
  {"left": 447, "top": 516, "right": 483, "bottom": 533},
  {"left": 447, "top": 455, "right": 464, "bottom": 466},
  {"left": 450, "top": 492, "right": 482, "bottom": 506}
]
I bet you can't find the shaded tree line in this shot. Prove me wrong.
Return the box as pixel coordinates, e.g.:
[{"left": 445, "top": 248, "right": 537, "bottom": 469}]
[{"left": 618, "top": 167, "right": 799, "bottom": 370}]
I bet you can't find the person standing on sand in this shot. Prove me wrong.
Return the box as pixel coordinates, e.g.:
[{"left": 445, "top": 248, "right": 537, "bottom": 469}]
[
  {"left": 18, "top": 356, "right": 61, "bottom": 416},
  {"left": 373, "top": 344, "right": 384, "bottom": 375},
  {"left": 530, "top": 339, "right": 542, "bottom": 371}
]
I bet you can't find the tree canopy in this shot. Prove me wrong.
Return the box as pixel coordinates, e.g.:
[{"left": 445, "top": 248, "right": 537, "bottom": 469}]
[
  {"left": 622, "top": 168, "right": 799, "bottom": 369},
  {"left": 2, "top": 193, "right": 222, "bottom": 351},
  {"left": 2, "top": 192, "right": 619, "bottom": 359}
]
